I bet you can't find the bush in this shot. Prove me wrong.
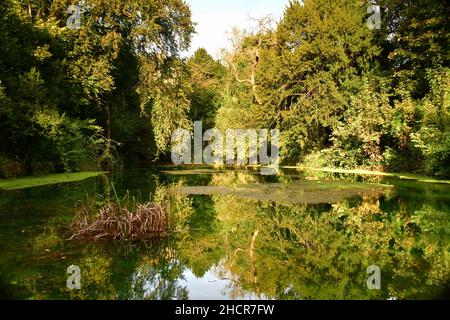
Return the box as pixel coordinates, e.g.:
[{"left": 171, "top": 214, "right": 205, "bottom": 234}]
[
  {"left": 33, "top": 109, "right": 107, "bottom": 172},
  {"left": 0, "top": 155, "right": 24, "bottom": 178},
  {"left": 411, "top": 68, "right": 450, "bottom": 176}
]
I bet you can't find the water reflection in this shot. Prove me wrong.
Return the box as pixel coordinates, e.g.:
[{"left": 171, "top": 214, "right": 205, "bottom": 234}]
[
  {"left": 131, "top": 258, "right": 188, "bottom": 300},
  {"left": 0, "top": 167, "right": 449, "bottom": 300}
]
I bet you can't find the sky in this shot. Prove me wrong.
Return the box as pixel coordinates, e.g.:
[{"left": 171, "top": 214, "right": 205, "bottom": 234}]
[{"left": 184, "top": 0, "right": 292, "bottom": 58}]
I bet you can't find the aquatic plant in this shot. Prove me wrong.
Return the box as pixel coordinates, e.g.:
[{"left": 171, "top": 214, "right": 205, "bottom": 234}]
[
  {"left": 70, "top": 182, "right": 193, "bottom": 240},
  {"left": 70, "top": 202, "right": 168, "bottom": 240}
]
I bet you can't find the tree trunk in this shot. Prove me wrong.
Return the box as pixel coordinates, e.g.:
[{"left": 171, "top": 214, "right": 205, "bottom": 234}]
[
  {"left": 97, "top": 98, "right": 112, "bottom": 169},
  {"left": 104, "top": 97, "right": 111, "bottom": 141}
]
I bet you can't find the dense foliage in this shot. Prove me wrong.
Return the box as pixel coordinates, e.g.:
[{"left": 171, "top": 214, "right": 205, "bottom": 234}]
[
  {"left": 0, "top": 0, "right": 194, "bottom": 176},
  {"left": 1, "top": 0, "right": 449, "bottom": 177},
  {"left": 214, "top": 0, "right": 449, "bottom": 176}
]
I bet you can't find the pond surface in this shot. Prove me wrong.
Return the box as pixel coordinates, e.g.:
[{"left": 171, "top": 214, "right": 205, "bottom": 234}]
[{"left": 0, "top": 167, "right": 449, "bottom": 300}]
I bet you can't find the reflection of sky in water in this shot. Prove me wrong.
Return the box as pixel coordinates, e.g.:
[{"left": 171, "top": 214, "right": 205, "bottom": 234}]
[
  {"left": 132, "top": 261, "right": 267, "bottom": 300},
  {"left": 178, "top": 268, "right": 264, "bottom": 300}
]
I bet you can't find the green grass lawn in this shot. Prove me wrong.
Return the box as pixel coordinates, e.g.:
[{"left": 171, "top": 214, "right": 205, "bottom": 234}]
[{"left": 0, "top": 171, "right": 107, "bottom": 190}]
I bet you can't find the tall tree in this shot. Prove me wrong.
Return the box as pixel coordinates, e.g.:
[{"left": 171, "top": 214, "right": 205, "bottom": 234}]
[
  {"left": 187, "top": 48, "right": 225, "bottom": 129},
  {"left": 0, "top": 0, "right": 195, "bottom": 175},
  {"left": 378, "top": 0, "right": 449, "bottom": 98}
]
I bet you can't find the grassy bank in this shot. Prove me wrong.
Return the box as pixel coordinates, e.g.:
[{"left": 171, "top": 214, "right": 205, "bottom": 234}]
[{"left": 0, "top": 172, "right": 107, "bottom": 190}]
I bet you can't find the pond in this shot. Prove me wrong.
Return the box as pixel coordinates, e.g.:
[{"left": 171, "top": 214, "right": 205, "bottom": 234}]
[{"left": 0, "top": 166, "right": 449, "bottom": 300}]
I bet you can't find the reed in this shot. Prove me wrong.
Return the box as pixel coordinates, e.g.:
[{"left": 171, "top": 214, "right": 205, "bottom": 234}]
[
  {"left": 70, "top": 202, "right": 168, "bottom": 240},
  {"left": 70, "top": 182, "right": 192, "bottom": 240}
]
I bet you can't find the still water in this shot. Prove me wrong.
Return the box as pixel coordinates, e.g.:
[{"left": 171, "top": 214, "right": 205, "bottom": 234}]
[{"left": 0, "top": 167, "right": 449, "bottom": 299}]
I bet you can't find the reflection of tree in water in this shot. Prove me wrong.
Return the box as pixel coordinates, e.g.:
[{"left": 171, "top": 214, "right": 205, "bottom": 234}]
[
  {"left": 69, "top": 247, "right": 117, "bottom": 300},
  {"left": 66, "top": 238, "right": 189, "bottom": 300},
  {"left": 68, "top": 180, "right": 195, "bottom": 300},
  {"left": 130, "top": 243, "right": 188, "bottom": 300},
  {"left": 176, "top": 171, "right": 450, "bottom": 300},
  {"left": 62, "top": 171, "right": 450, "bottom": 300}
]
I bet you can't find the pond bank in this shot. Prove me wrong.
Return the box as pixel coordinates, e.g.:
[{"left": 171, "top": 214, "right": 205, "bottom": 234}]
[
  {"left": 282, "top": 166, "right": 450, "bottom": 185},
  {"left": 0, "top": 171, "right": 107, "bottom": 190}
]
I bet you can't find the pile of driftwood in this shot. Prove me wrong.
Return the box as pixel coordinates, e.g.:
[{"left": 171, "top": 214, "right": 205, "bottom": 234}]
[{"left": 70, "top": 202, "right": 168, "bottom": 240}]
